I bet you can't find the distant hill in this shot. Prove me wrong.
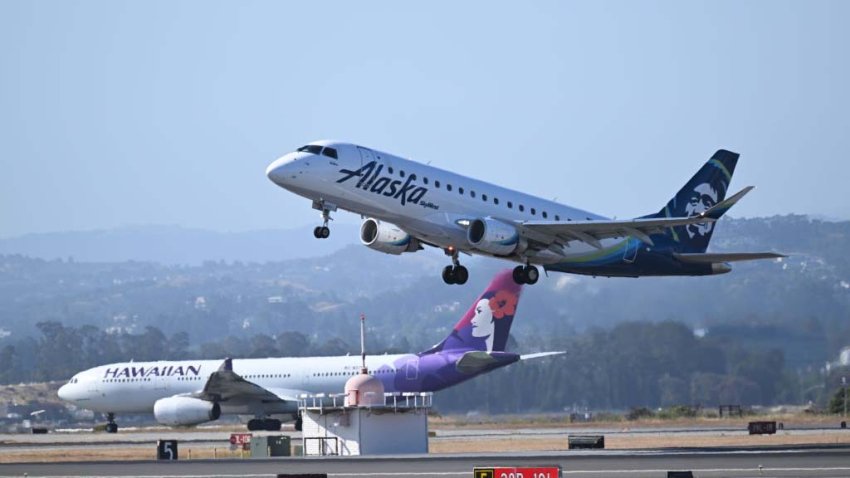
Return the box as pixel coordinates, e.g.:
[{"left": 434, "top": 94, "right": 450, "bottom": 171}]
[
  {"left": 1, "top": 215, "right": 848, "bottom": 370},
  {"left": 0, "top": 224, "right": 361, "bottom": 264}
]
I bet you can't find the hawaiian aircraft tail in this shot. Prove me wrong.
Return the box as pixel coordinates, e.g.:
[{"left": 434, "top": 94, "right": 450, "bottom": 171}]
[
  {"left": 424, "top": 269, "right": 522, "bottom": 354},
  {"left": 652, "top": 149, "right": 740, "bottom": 253}
]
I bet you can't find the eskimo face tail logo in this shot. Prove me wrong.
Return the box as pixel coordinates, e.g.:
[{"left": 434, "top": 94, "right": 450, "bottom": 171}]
[
  {"left": 684, "top": 183, "right": 718, "bottom": 238},
  {"left": 337, "top": 161, "right": 428, "bottom": 206}
]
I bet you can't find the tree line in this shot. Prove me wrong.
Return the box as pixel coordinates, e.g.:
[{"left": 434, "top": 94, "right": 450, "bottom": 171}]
[{"left": 0, "top": 320, "right": 842, "bottom": 412}]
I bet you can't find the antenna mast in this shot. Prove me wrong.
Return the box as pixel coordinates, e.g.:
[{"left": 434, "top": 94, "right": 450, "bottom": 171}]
[{"left": 360, "top": 313, "right": 367, "bottom": 374}]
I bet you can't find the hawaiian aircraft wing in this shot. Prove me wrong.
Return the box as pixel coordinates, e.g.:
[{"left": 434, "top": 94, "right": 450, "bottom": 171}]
[
  {"left": 514, "top": 187, "right": 754, "bottom": 250},
  {"left": 193, "top": 358, "right": 295, "bottom": 405},
  {"left": 520, "top": 351, "right": 566, "bottom": 361}
]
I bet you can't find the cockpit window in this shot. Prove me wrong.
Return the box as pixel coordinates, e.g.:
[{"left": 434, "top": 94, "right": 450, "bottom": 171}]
[
  {"left": 322, "top": 147, "right": 338, "bottom": 159},
  {"left": 297, "top": 145, "right": 323, "bottom": 155}
]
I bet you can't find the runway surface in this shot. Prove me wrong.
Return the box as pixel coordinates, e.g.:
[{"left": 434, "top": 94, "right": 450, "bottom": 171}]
[{"left": 2, "top": 447, "right": 850, "bottom": 478}]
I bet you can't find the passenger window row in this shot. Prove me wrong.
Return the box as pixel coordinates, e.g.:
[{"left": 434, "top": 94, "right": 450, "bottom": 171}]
[
  {"left": 313, "top": 369, "right": 396, "bottom": 377},
  {"left": 298, "top": 145, "right": 565, "bottom": 221}
]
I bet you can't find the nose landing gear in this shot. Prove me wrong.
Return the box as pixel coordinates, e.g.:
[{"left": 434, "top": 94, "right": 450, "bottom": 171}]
[
  {"left": 311, "top": 200, "right": 335, "bottom": 239},
  {"left": 105, "top": 412, "right": 118, "bottom": 433}
]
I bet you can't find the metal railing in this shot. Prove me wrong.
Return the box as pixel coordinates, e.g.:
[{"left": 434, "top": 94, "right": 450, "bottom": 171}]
[{"left": 297, "top": 391, "right": 433, "bottom": 412}]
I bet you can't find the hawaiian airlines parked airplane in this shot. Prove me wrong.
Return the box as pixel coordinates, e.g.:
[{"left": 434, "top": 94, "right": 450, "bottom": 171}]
[
  {"left": 266, "top": 142, "right": 783, "bottom": 285},
  {"left": 58, "top": 271, "right": 561, "bottom": 433}
]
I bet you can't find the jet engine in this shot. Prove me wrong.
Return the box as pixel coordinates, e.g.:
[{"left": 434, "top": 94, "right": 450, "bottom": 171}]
[
  {"left": 467, "top": 217, "right": 526, "bottom": 256},
  {"left": 153, "top": 396, "right": 221, "bottom": 426},
  {"left": 360, "top": 218, "right": 421, "bottom": 255}
]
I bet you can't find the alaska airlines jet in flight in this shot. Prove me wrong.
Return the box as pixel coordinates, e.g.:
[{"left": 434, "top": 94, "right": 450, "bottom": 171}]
[
  {"left": 58, "top": 271, "right": 561, "bottom": 433},
  {"left": 266, "top": 142, "right": 783, "bottom": 285}
]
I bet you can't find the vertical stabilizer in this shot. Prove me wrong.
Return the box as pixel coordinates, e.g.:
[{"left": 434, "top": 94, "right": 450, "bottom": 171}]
[
  {"left": 424, "top": 270, "right": 522, "bottom": 354},
  {"left": 655, "top": 149, "right": 739, "bottom": 252}
]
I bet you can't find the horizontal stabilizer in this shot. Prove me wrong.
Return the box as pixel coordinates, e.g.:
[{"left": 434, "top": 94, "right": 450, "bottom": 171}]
[
  {"left": 674, "top": 252, "right": 786, "bottom": 264},
  {"left": 520, "top": 351, "right": 566, "bottom": 361},
  {"left": 455, "top": 351, "right": 500, "bottom": 374},
  {"left": 700, "top": 186, "right": 754, "bottom": 220}
]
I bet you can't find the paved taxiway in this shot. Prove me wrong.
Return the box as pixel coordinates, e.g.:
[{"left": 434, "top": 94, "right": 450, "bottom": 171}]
[{"left": 2, "top": 447, "right": 850, "bottom": 477}]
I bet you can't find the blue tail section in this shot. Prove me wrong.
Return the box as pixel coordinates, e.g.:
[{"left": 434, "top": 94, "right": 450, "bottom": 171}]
[{"left": 652, "top": 149, "right": 739, "bottom": 253}]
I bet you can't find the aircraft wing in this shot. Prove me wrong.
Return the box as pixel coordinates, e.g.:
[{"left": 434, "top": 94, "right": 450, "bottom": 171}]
[
  {"left": 520, "top": 351, "right": 566, "bottom": 361},
  {"left": 674, "top": 252, "right": 787, "bottom": 264},
  {"left": 455, "top": 350, "right": 565, "bottom": 374},
  {"left": 514, "top": 187, "right": 753, "bottom": 250},
  {"left": 192, "top": 358, "right": 305, "bottom": 405}
]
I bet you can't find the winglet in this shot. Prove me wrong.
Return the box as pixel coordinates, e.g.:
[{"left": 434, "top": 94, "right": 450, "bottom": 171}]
[
  {"left": 700, "top": 186, "right": 754, "bottom": 221},
  {"left": 218, "top": 357, "right": 233, "bottom": 372}
]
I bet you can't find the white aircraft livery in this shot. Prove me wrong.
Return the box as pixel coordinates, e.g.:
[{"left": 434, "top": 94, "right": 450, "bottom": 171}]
[
  {"left": 57, "top": 271, "right": 562, "bottom": 432},
  {"left": 266, "top": 141, "right": 784, "bottom": 285}
]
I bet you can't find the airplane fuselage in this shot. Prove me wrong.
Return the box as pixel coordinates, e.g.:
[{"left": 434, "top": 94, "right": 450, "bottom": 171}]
[
  {"left": 59, "top": 352, "right": 518, "bottom": 417},
  {"left": 266, "top": 141, "right": 724, "bottom": 279}
]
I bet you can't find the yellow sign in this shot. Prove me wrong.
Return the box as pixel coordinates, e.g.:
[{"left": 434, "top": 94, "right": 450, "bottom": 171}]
[{"left": 473, "top": 469, "right": 494, "bottom": 478}]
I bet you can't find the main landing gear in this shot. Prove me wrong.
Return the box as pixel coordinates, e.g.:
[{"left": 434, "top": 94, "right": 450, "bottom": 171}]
[
  {"left": 312, "top": 200, "right": 335, "bottom": 239},
  {"left": 247, "top": 418, "right": 282, "bottom": 431},
  {"left": 512, "top": 264, "right": 540, "bottom": 285},
  {"left": 442, "top": 247, "right": 469, "bottom": 285},
  {"left": 105, "top": 412, "right": 118, "bottom": 433}
]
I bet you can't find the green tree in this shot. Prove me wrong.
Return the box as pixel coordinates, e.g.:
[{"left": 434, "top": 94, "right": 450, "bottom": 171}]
[{"left": 829, "top": 387, "right": 849, "bottom": 415}]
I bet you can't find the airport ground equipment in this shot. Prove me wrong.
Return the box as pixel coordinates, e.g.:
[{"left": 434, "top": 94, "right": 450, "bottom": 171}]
[
  {"left": 250, "top": 435, "right": 291, "bottom": 457},
  {"left": 299, "top": 391, "right": 432, "bottom": 455},
  {"left": 748, "top": 421, "right": 777, "bottom": 435},
  {"left": 567, "top": 435, "right": 605, "bottom": 449}
]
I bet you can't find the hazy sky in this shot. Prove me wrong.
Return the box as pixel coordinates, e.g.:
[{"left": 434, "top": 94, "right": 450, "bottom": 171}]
[{"left": 1, "top": 1, "right": 847, "bottom": 237}]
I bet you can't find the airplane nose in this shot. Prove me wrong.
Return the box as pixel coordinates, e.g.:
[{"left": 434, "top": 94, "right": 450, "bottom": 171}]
[
  {"left": 266, "top": 156, "right": 291, "bottom": 186},
  {"left": 57, "top": 384, "right": 69, "bottom": 401}
]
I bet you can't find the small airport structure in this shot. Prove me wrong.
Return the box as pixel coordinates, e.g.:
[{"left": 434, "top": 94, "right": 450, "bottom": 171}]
[{"left": 299, "top": 313, "right": 431, "bottom": 455}]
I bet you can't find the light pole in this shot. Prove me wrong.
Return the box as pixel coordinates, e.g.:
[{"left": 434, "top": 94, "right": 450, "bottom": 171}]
[{"left": 843, "top": 376, "right": 847, "bottom": 419}]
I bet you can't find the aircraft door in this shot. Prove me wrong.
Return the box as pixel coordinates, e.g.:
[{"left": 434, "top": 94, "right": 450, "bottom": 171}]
[
  {"left": 623, "top": 238, "right": 639, "bottom": 263},
  {"left": 357, "top": 146, "right": 374, "bottom": 167},
  {"left": 403, "top": 357, "right": 419, "bottom": 381}
]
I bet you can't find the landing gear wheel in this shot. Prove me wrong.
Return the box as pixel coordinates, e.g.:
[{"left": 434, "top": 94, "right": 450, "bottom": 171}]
[
  {"left": 525, "top": 265, "right": 539, "bottom": 285},
  {"left": 105, "top": 412, "right": 118, "bottom": 433},
  {"left": 265, "top": 419, "right": 282, "bottom": 431},
  {"left": 313, "top": 227, "right": 321, "bottom": 238},
  {"left": 295, "top": 417, "right": 303, "bottom": 432},
  {"left": 512, "top": 265, "right": 539, "bottom": 285},
  {"left": 513, "top": 266, "right": 526, "bottom": 284},
  {"left": 442, "top": 265, "right": 456, "bottom": 284},
  {"left": 247, "top": 419, "right": 262, "bottom": 431},
  {"left": 453, "top": 265, "right": 469, "bottom": 285},
  {"left": 320, "top": 226, "right": 330, "bottom": 238}
]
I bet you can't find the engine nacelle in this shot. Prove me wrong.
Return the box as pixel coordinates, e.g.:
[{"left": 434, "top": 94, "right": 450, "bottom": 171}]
[
  {"left": 467, "top": 217, "right": 526, "bottom": 256},
  {"left": 360, "top": 218, "right": 420, "bottom": 255},
  {"left": 153, "top": 396, "right": 221, "bottom": 426}
]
